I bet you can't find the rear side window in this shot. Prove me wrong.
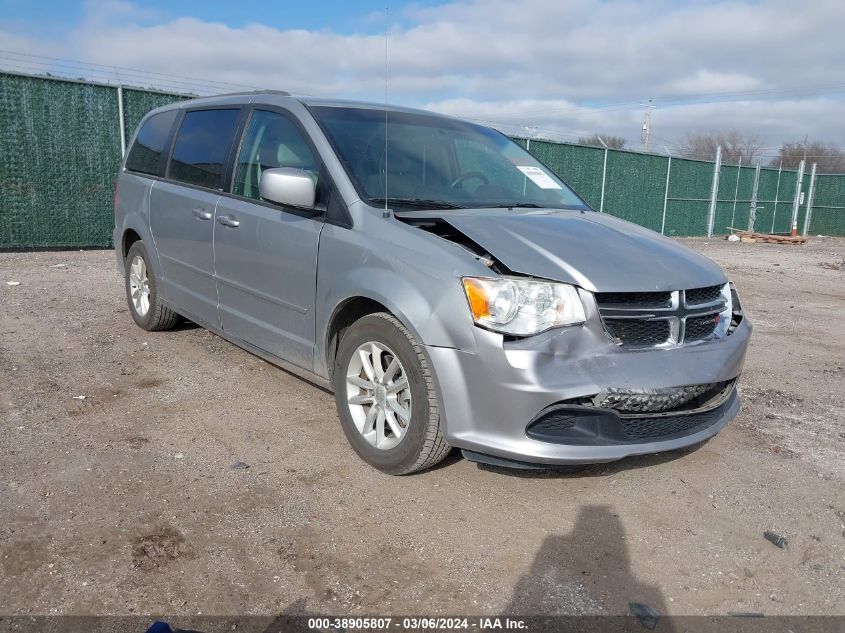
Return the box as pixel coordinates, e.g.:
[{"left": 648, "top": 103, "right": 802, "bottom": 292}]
[
  {"left": 168, "top": 109, "right": 240, "bottom": 189},
  {"left": 125, "top": 110, "right": 177, "bottom": 176}
]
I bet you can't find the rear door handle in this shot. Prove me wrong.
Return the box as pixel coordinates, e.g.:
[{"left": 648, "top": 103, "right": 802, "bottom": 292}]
[
  {"left": 193, "top": 208, "right": 213, "bottom": 220},
  {"left": 217, "top": 214, "right": 240, "bottom": 228}
]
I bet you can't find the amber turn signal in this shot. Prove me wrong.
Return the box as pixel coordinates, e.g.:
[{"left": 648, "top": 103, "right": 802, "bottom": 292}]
[{"left": 462, "top": 277, "right": 491, "bottom": 320}]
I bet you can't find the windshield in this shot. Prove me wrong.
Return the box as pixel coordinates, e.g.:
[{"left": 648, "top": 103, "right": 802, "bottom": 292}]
[{"left": 309, "top": 106, "right": 589, "bottom": 211}]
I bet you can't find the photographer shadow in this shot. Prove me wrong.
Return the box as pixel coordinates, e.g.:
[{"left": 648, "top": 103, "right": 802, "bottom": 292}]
[{"left": 505, "top": 504, "right": 673, "bottom": 631}]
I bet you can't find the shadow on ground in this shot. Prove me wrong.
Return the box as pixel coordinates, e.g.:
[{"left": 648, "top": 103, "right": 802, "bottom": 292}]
[{"left": 506, "top": 504, "right": 671, "bottom": 627}]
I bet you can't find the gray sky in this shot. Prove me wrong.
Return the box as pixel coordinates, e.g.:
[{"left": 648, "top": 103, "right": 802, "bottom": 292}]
[{"left": 2, "top": 0, "right": 844, "bottom": 156}]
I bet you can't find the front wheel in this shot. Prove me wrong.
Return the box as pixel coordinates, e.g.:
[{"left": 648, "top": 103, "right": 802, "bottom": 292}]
[{"left": 332, "top": 313, "right": 450, "bottom": 474}]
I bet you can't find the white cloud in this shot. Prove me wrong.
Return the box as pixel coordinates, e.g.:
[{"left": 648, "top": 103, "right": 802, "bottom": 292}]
[
  {"left": 664, "top": 70, "right": 763, "bottom": 96},
  {"left": 3, "top": 0, "right": 845, "bottom": 147}
]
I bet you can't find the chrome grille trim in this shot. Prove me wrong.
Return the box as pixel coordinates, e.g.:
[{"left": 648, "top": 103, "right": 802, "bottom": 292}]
[{"left": 597, "top": 286, "right": 727, "bottom": 347}]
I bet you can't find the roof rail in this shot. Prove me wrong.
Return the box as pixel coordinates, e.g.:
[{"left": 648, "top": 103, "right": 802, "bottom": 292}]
[{"left": 212, "top": 89, "right": 291, "bottom": 97}]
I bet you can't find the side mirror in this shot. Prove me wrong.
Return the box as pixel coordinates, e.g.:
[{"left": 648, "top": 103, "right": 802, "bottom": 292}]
[{"left": 259, "top": 167, "right": 316, "bottom": 209}]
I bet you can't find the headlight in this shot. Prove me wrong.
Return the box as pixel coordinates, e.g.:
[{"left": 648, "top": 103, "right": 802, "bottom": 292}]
[
  {"left": 462, "top": 276, "right": 586, "bottom": 336},
  {"left": 715, "top": 282, "right": 733, "bottom": 337}
]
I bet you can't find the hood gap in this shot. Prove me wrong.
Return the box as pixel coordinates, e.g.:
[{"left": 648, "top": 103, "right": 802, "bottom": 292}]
[{"left": 395, "top": 215, "right": 513, "bottom": 275}]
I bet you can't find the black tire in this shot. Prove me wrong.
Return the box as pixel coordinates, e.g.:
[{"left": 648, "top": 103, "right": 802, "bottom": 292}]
[
  {"left": 332, "top": 312, "right": 450, "bottom": 475},
  {"left": 124, "top": 241, "right": 179, "bottom": 331}
]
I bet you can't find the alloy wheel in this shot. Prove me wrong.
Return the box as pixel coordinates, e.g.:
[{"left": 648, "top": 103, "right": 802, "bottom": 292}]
[
  {"left": 345, "top": 341, "right": 412, "bottom": 450},
  {"left": 128, "top": 255, "right": 151, "bottom": 317}
]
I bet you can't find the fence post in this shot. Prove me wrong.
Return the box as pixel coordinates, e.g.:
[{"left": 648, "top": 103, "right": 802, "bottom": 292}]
[
  {"left": 730, "top": 156, "right": 742, "bottom": 229},
  {"left": 116, "top": 84, "right": 126, "bottom": 157},
  {"left": 660, "top": 153, "right": 672, "bottom": 235},
  {"left": 790, "top": 159, "right": 805, "bottom": 236},
  {"left": 598, "top": 137, "right": 608, "bottom": 213},
  {"left": 707, "top": 146, "right": 722, "bottom": 237},
  {"left": 802, "top": 162, "right": 817, "bottom": 236},
  {"left": 748, "top": 162, "right": 761, "bottom": 231},
  {"left": 771, "top": 161, "right": 782, "bottom": 233}
]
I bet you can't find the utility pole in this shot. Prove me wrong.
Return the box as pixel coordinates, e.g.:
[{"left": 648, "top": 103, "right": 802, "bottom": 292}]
[{"left": 641, "top": 98, "right": 654, "bottom": 152}]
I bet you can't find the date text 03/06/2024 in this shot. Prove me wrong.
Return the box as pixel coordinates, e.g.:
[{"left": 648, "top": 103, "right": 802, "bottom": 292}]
[{"left": 306, "top": 617, "right": 527, "bottom": 630}]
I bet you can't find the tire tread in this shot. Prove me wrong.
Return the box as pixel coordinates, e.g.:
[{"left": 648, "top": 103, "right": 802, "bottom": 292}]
[
  {"left": 369, "top": 312, "right": 450, "bottom": 474},
  {"left": 147, "top": 302, "right": 180, "bottom": 331},
  {"left": 335, "top": 311, "right": 451, "bottom": 474},
  {"left": 125, "top": 242, "right": 179, "bottom": 331}
]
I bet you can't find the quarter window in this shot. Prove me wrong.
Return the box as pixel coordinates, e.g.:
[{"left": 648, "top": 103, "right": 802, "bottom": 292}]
[
  {"left": 233, "top": 110, "right": 319, "bottom": 200},
  {"left": 168, "top": 109, "right": 240, "bottom": 189},
  {"left": 125, "top": 110, "right": 177, "bottom": 176}
]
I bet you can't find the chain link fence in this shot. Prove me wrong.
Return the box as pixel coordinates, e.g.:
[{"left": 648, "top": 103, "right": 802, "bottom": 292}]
[{"left": 2, "top": 70, "right": 844, "bottom": 249}]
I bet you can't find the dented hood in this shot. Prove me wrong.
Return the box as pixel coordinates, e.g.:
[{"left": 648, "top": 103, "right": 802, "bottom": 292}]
[{"left": 436, "top": 209, "right": 727, "bottom": 292}]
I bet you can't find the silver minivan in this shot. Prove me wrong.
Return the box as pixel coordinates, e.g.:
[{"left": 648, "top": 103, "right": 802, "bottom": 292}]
[{"left": 114, "top": 91, "right": 751, "bottom": 474}]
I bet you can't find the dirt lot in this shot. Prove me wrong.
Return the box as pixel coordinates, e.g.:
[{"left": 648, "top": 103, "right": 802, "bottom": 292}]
[{"left": 1, "top": 237, "right": 844, "bottom": 617}]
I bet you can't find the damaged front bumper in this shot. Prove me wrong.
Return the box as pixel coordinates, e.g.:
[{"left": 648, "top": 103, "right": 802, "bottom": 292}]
[{"left": 426, "top": 307, "right": 751, "bottom": 466}]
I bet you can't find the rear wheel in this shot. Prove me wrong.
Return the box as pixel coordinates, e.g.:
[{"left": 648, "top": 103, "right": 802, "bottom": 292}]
[
  {"left": 333, "top": 312, "right": 450, "bottom": 474},
  {"left": 124, "top": 241, "right": 179, "bottom": 331}
]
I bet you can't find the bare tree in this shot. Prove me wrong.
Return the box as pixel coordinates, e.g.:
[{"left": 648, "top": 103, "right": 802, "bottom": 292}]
[
  {"left": 770, "top": 141, "right": 845, "bottom": 173},
  {"left": 677, "top": 131, "right": 763, "bottom": 164},
  {"left": 577, "top": 134, "right": 626, "bottom": 149}
]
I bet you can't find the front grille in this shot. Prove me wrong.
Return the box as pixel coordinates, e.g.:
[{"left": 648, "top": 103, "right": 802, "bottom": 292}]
[
  {"left": 595, "top": 291, "right": 671, "bottom": 309},
  {"left": 685, "top": 314, "right": 720, "bottom": 342},
  {"left": 525, "top": 384, "right": 736, "bottom": 445},
  {"left": 685, "top": 285, "right": 723, "bottom": 305},
  {"left": 597, "top": 286, "right": 727, "bottom": 347},
  {"left": 620, "top": 405, "right": 726, "bottom": 440},
  {"left": 526, "top": 410, "right": 578, "bottom": 439},
  {"left": 603, "top": 318, "right": 670, "bottom": 346}
]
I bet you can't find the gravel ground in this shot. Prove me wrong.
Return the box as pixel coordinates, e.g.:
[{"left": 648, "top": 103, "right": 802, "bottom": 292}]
[{"left": 1, "top": 237, "right": 843, "bottom": 617}]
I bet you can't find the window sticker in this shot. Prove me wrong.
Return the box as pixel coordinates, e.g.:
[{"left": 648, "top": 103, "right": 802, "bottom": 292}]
[{"left": 516, "top": 165, "right": 562, "bottom": 189}]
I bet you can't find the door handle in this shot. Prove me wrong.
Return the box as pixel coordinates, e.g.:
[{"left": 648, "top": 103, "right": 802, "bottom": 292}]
[
  {"left": 217, "top": 214, "right": 240, "bottom": 228},
  {"left": 193, "top": 208, "right": 213, "bottom": 221}
]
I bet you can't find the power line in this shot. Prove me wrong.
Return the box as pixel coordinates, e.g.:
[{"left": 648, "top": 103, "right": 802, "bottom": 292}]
[
  {"left": 0, "top": 49, "right": 266, "bottom": 95},
  {"left": 0, "top": 49, "right": 261, "bottom": 90}
]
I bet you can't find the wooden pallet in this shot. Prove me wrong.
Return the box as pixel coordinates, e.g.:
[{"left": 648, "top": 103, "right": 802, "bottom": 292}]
[{"left": 726, "top": 229, "right": 808, "bottom": 245}]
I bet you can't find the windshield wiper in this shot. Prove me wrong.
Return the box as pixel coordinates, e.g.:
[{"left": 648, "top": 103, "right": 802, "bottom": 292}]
[
  {"left": 369, "top": 197, "right": 465, "bottom": 210},
  {"left": 487, "top": 202, "right": 542, "bottom": 208}
]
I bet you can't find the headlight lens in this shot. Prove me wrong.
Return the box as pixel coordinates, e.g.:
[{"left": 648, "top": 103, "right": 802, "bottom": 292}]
[
  {"left": 462, "top": 277, "right": 586, "bottom": 335},
  {"left": 715, "top": 282, "right": 734, "bottom": 337}
]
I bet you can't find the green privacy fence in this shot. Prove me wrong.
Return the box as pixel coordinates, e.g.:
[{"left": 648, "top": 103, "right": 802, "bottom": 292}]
[
  {"left": 0, "top": 74, "right": 121, "bottom": 247},
  {"left": 2, "top": 70, "right": 845, "bottom": 249},
  {"left": 0, "top": 72, "right": 190, "bottom": 248},
  {"left": 518, "top": 139, "right": 845, "bottom": 238}
]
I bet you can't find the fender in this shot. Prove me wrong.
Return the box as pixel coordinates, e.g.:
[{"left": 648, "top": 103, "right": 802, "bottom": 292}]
[{"left": 314, "top": 265, "right": 478, "bottom": 379}]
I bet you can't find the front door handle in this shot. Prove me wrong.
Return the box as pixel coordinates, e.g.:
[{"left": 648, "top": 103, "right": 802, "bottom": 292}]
[
  {"left": 217, "top": 214, "right": 240, "bottom": 228},
  {"left": 193, "top": 208, "right": 213, "bottom": 221}
]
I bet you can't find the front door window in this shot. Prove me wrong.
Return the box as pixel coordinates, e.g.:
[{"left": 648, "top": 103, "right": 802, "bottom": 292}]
[{"left": 233, "top": 110, "right": 319, "bottom": 201}]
